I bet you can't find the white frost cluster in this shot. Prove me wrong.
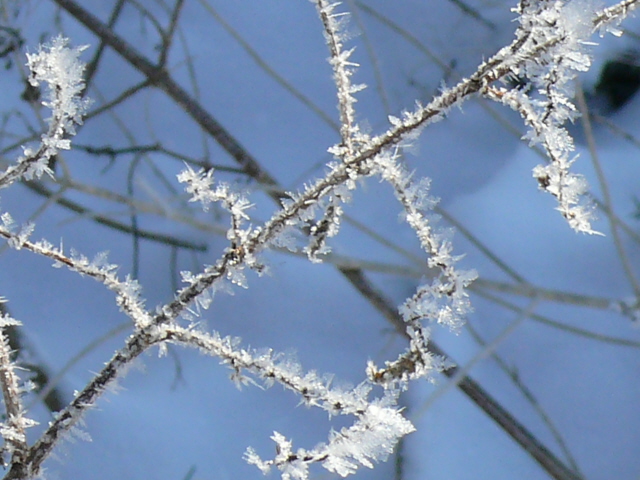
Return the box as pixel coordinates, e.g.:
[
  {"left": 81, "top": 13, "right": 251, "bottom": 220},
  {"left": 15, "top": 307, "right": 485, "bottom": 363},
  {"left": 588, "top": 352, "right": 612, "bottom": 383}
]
[
  {"left": 27, "top": 35, "right": 90, "bottom": 141},
  {"left": 312, "top": 0, "right": 368, "bottom": 160},
  {"left": 493, "top": 0, "right": 600, "bottom": 233},
  {"left": 0, "top": 35, "right": 90, "bottom": 187},
  {"left": 177, "top": 165, "right": 256, "bottom": 257},
  {"left": 244, "top": 395, "right": 414, "bottom": 479}
]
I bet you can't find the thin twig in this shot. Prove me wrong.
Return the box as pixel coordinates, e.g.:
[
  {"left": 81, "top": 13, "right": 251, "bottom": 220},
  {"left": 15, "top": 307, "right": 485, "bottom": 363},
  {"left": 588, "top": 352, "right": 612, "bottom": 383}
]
[
  {"left": 158, "top": 0, "right": 185, "bottom": 67},
  {"left": 447, "top": 0, "right": 497, "bottom": 31},
  {"left": 463, "top": 317, "right": 583, "bottom": 475},
  {"left": 24, "top": 179, "right": 207, "bottom": 251},
  {"left": 576, "top": 83, "right": 640, "bottom": 299},
  {"left": 475, "top": 288, "right": 640, "bottom": 348}
]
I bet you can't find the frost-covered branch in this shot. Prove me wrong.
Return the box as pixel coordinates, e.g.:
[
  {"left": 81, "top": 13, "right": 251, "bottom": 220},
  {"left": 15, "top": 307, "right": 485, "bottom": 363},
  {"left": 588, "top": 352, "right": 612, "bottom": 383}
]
[
  {"left": 593, "top": 0, "right": 640, "bottom": 34},
  {"left": 0, "top": 36, "right": 90, "bottom": 188},
  {"left": 479, "top": 0, "right": 640, "bottom": 233},
  {"left": 483, "top": 0, "right": 599, "bottom": 233},
  {"left": 0, "top": 222, "right": 151, "bottom": 329},
  {"left": 0, "top": 1, "right": 638, "bottom": 479},
  {"left": 4, "top": 322, "right": 167, "bottom": 480},
  {"left": 363, "top": 152, "right": 476, "bottom": 388},
  {"left": 245, "top": 401, "right": 414, "bottom": 480},
  {"left": 313, "top": 0, "right": 366, "bottom": 161},
  {"left": 164, "top": 327, "right": 417, "bottom": 478},
  {"left": 0, "top": 310, "right": 36, "bottom": 474}
]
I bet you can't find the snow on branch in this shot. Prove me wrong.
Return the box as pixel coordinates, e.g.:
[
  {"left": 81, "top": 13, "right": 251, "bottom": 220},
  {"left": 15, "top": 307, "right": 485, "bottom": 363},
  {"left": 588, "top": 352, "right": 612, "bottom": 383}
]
[
  {"left": 177, "top": 165, "right": 255, "bottom": 259},
  {"left": 0, "top": 308, "right": 36, "bottom": 473},
  {"left": 12, "top": 321, "right": 170, "bottom": 480},
  {"left": 0, "top": 1, "right": 639, "bottom": 478},
  {"left": 313, "top": 0, "right": 367, "bottom": 161},
  {"left": 0, "top": 28, "right": 433, "bottom": 479},
  {"left": 365, "top": 149, "right": 476, "bottom": 388},
  {"left": 483, "top": 0, "right": 600, "bottom": 233},
  {"left": 593, "top": 0, "right": 640, "bottom": 35},
  {"left": 476, "top": 0, "right": 639, "bottom": 234},
  {"left": 0, "top": 224, "right": 151, "bottom": 329},
  {"left": 245, "top": 400, "right": 414, "bottom": 479},
  {"left": 0, "top": 35, "right": 90, "bottom": 188},
  {"left": 162, "top": 325, "right": 416, "bottom": 478}
]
